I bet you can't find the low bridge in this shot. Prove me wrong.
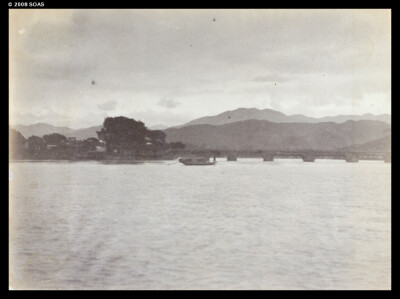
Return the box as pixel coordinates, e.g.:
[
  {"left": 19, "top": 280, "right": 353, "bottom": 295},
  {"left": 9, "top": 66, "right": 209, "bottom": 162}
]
[{"left": 180, "top": 150, "right": 391, "bottom": 163}]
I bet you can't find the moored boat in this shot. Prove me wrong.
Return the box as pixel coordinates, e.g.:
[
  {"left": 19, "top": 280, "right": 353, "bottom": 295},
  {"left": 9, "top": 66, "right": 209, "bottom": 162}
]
[{"left": 179, "top": 157, "right": 216, "bottom": 165}]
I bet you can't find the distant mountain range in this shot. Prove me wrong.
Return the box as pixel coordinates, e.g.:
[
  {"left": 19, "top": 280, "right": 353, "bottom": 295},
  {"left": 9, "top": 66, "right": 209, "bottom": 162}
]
[
  {"left": 164, "top": 119, "right": 391, "bottom": 151},
  {"left": 11, "top": 123, "right": 170, "bottom": 140},
  {"left": 66, "top": 125, "right": 103, "bottom": 140},
  {"left": 177, "top": 108, "right": 391, "bottom": 128},
  {"left": 149, "top": 124, "right": 169, "bottom": 130},
  {"left": 11, "top": 108, "right": 391, "bottom": 152},
  {"left": 11, "top": 123, "right": 103, "bottom": 140},
  {"left": 12, "top": 123, "right": 75, "bottom": 138}
]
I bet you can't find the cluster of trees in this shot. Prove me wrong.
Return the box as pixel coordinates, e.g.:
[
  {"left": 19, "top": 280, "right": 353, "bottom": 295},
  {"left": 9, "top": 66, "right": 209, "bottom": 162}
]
[
  {"left": 169, "top": 142, "right": 185, "bottom": 150},
  {"left": 96, "top": 116, "right": 185, "bottom": 156},
  {"left": 10, "top": 116, "right": 186, "bottom": 160},
  {"left": 9, "top": 128, "right": 103, "bottom": 160},
  {"left": 97, "top": 117, "right": 149, "bottom": 154},
  {"left": 9, "top": 128, "right": 28, "bottom": 159}
]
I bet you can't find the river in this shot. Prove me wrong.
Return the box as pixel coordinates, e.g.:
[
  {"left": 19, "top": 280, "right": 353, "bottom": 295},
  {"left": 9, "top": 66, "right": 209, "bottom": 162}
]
[{"left": 9, "top": 159, "right": 391, "bottom": 289}]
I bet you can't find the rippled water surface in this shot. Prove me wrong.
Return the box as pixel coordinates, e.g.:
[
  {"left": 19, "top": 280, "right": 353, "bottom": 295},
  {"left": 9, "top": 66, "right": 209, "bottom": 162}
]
[{"left": 9, "top": 159, "right": 391, "bottom": 289}]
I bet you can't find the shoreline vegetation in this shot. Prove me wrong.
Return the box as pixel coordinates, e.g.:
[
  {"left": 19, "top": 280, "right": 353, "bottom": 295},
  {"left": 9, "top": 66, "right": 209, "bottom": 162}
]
[
  {"left": 9, "top": 116, "right": 185, "bottom": 162},
  {"left": 9, "top": 115, "right": 391, "bottom": 163}
]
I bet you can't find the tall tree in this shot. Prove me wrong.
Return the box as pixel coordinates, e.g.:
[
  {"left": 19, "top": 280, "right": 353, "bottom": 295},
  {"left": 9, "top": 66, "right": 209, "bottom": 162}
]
[
  {"left": 9, "top": 128, "right": 27, "bottom": 148},
  {"left": 146, "top": 130, "right": 166, "bottom": 144},
  {"left": 97, "top": 116, "right": 147, "bottom": 154},
  {"left": 28, "top": 135, "right": 46, "bottom": 152},
  {"left": 9, "top": 128, "right": 27, "bottom": 159}
]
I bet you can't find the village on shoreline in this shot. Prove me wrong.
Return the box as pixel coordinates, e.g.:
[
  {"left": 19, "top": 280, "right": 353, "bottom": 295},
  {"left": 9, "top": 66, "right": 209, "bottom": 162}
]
[{"left": 9, "top": 116, "right": 186, "bottom": 161}]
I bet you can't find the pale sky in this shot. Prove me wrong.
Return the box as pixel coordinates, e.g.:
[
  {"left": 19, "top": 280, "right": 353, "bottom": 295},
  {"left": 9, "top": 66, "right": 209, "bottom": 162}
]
[{"left": 9, "top": 9, "right": 391, "bottom": 129}]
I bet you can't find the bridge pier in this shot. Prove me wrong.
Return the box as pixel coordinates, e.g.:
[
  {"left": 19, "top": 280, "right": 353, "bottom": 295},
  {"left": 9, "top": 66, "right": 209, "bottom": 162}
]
[
  {"left": 263, "top": 154, "right": 274, "bottom": 161},
  {"left": 301, "top": 154, "right": 315, "bottom": 162},
  {"left": 227, "top": 154, "right": 237, "bottom": 161},
  {"left": 345, "top": 153, "right": 359, "bottom": 163}
]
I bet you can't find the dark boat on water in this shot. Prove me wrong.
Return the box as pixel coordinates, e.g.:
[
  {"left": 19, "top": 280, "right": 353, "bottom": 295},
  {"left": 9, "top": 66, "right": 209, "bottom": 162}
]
[{"left": 179, "top": 157, "right": 216, "bottom": 166}]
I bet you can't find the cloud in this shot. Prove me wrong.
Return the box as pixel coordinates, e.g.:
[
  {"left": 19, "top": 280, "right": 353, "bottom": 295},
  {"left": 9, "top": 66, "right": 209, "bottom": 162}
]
[
  {"left": 253, "top": 75, "right": 292, "bottom": 83},
  {"left": 98, "top": 100, "right": 118, "bottom": 111},
  {"left": 158, "top": 97, "right": 181, "bottom": 109},
  {"left": 126, "top": 109, "right": 191, "bottom": 128},
  {"left": 9, "top": 10, "right": 391, "bottom": 128}
]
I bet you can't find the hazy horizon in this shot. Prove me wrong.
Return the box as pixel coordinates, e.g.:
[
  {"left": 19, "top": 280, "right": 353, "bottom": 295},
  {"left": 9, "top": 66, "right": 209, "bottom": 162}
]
[
  {"left": 10, "top": 9, "right": 391, "bottom": 129},
  {"left": 10, "top": 106, "right": 392, "bottom": 130}
]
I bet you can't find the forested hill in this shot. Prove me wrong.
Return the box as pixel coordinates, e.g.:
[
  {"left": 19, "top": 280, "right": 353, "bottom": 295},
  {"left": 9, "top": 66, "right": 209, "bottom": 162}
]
[
  {"left": 340, "top": 135, "right": 391, "bottom": 152},
  {"left": 164, "top": 119, "right": 391, "bottom": 151},
  {"left": 177, "top": 108, "right": 391, "bottom": 128}
]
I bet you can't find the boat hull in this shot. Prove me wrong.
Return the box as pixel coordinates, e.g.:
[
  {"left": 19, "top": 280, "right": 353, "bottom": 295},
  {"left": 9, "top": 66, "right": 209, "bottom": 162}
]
[
  {"left": 179, "top": 158, "right": 216, "bottom": 165},
  {"left": 180, "top": 161, "right": 216, "bottom": 166}
]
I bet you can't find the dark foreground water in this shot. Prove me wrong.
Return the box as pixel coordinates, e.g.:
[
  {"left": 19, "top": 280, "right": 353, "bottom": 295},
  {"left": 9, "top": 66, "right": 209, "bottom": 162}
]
[{"left": 9, "top": 159, "right": 391, "bottom": 289}]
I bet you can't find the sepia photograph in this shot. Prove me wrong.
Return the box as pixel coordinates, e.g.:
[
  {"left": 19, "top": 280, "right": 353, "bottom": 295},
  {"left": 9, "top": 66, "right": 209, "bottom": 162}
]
[{"left": 9, "top": 8, "right": 391, "bottom": 290}]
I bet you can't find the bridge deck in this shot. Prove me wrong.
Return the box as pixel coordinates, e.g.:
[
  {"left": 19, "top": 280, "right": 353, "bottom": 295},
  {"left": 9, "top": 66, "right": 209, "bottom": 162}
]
[{"left": 180, "top": 150, "right": 390, "bottom": 162}]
